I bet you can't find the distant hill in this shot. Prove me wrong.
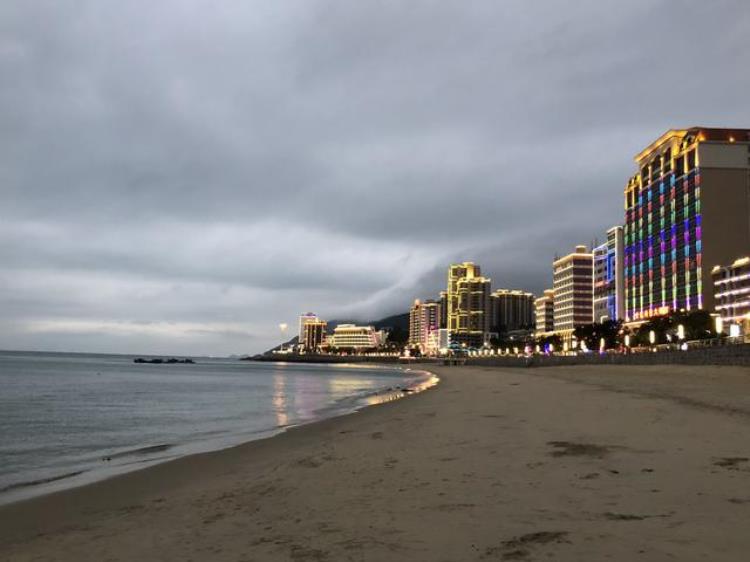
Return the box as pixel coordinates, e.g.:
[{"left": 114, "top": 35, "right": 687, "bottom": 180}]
[{"left": 327, "top": 312, "right": 409, "bottom": 333}]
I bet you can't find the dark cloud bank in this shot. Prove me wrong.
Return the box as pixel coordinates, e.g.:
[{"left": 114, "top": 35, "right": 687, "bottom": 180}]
[{"left": 1, "top": 1, "right": 748, "bottom": 355}]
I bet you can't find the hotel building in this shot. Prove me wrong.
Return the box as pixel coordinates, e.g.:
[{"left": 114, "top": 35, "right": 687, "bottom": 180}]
[
  {"left": 409, "top": 299, "right": 442, "bottom": 353},
  {"left": 298, "top": 313, "right": 326, "bottom": 349},
  {"left": 535, "top": 289, "right": 555, "bottom": 336},
  {"left": 490, "top": 289, "right": 535, "bottom": 333},
  {"left": 593, "top": 226, "right": 625, "bottom": 323},
  {"left": 553, "top": 245, "right": 594, "bottom": 335},
  {"left": 447, "top": 262, "right": 491, "bottom": 347},
  {"left": 623, "top": 127, "right": 750, "bottom": 322},
  {"left": 300, "top": 317, "right": 327, "bottom": 351},
  {"left": 327, "top": 324, "right": 385, "bottom": 351},
  {"left": 711, "top": 256, "right": 750, "bottom": 328}
]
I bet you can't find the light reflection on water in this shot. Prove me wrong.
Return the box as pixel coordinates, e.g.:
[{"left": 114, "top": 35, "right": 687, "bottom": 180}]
[{"left": 0, "top": 352, "right": 432, "bottom": 503}]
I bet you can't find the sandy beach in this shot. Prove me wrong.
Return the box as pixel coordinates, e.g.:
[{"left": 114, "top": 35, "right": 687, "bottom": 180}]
[{"left": 2, "top": 363, "right": 750, "bottom": 561}]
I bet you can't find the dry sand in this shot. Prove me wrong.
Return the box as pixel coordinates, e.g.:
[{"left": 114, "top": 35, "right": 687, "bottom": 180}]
[{"left": 2, "top": 364, "right": 750, "bottom": 561}]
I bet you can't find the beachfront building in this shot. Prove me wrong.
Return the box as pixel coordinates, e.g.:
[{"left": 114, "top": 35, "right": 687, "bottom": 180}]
[
  {"left": 327, "top": 324, "right": 385, "bottom": 351},
  {"left": 711, "top": 256, "right": 750, "bottom": 333},
  {"left": 298, "top": 313, "right": 321, "bottom": 341},
  {"left": 623, "top": 127, "right": 750, "bottom": 323},
  {"left": 409, "top": 299, "right": 442, "bottom": 353},
  {"left": 446, "top": 262, "right": 491, "bottom": 348},
  {"left": 593, "top": 226, "right": 625, "bottom": 323},
  {"left": 535, "top": 289, "right": 555, "bottom": 336},
  {"left": 553, "top": 245, "right": 593, "bottom": 338},
  {"left": 490, "top": 289, "right": 535, "bottom": 334},
  {"left": 299, "top": 316, "right": 327, "bottom": 351},
  {"left": 438, "top": 291, "right": 449, "bottom": 329}
]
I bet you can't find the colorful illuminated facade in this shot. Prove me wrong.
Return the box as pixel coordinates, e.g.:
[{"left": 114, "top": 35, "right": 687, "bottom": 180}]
[
  {"left": 593, "top": 226, "right": 624, "bottom": 323},
  {"left": 447, "top": 262, "right": 491, "bottom": 347},
  {"left": 624, "top": 128, "right": 750, "bottom": 323}
]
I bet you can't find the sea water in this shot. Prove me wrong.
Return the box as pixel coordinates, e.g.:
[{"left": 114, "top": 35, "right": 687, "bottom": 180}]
[{"left": 0, "top": 350, "right": 430, "bottom": 504}]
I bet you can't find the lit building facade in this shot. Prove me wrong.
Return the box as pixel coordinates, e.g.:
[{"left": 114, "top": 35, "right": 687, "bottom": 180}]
[
  {"left": 327, "top": 324, "right": 385, "bottom": 351},
  {"left": 624, "top": 128, "right": 750, "bottom": 323},
  {"left": 447, "top": 262, "right": 491, "bottom": 347},
  {"left": 553, "top": 245, "right": 593, "bottom": 334},
  {"left": 490, "top": 289, "right": 535, "bottom": 333},
  {"left": 593, "top": 226, "right": 624, "bottom": 323},
  {"left": 300, "top": 318, "right": 327, "bottom": 351},
  {"left": 409, "top": 299, "right": 442, "bottom": 353},
  {"left": 535, "top": 289, "right": 555, "bottom": 336},
  {"left": 298, "top": 313, "right": 322, "bottom": 342},
  {"left": 711, "top": 256, "right": 750, "bottom": 327}
]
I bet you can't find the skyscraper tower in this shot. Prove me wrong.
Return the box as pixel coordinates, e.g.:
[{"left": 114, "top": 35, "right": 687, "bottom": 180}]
[{"left": 447, "top": 262, "right": 491, "bottom": 347}]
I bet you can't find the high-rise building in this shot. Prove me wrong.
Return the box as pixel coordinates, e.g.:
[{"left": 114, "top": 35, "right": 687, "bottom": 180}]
[
  {"left": 553, "top": 245, "right": 593, "bottom": 334},
  {"left": 711, "top": 256, "right": 750, "bottom": 328},
  {"left": 490, "top": 289, "right": 535, "bottom": 333},
  {"left": 409, "top": 299, "right": 442, "bottom": 352},
  {"left": 298, "top": 313, "right": 321, "bottom": 342},
  {"left": 624, "top": 128, "right": 750, "bottom": 322},
  {"left": 300, "top": 318, "right": 327, "bottom": 351},
  {"left": 535, "top": 289, "right": 555, "bottom": 336},
  {"left": 593, "top": 226, "right": 624, "bottom": 323},
  {"left": 438, "top": 291, "right": 448, "bottom": 329},
  {"left": 447, "top": 262, "right": 491, "bottom": 347}
]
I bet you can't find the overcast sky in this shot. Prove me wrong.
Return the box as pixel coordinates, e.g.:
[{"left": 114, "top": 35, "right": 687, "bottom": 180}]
[{"left": 1, "top": 1, "right": 748, "bottom": 356}]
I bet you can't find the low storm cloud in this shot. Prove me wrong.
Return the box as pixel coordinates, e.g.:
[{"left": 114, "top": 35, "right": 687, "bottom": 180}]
[{"left": 1, "top": 1, "right": 749, "bottom": 355}]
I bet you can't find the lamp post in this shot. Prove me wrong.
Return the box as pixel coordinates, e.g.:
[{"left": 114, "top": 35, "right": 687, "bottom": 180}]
[
  {"left": 649, "top": 330, "right": 656, "bottom": 347},
  {"left": 715, "top": 315, "right": 724, "bottom": 335}
]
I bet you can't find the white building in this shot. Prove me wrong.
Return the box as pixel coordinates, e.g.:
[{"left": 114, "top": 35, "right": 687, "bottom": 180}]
[{"left": 327, "top": 324, "right": 385, "bottom": 351}]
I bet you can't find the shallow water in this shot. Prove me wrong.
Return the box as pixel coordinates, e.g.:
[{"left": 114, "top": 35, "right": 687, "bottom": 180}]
[{"left": 0, "top": 351, "right": 428, "bottom": 503}]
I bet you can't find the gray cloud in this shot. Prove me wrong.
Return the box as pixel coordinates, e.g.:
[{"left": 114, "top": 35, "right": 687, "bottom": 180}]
[{"left": 1, "top": 0, "right": 749, "bottom": 355}]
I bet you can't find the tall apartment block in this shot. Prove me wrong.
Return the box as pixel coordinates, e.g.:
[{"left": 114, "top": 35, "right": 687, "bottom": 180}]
[
  {"left": 535, "top": 289, "right": 555, "bottom": 336},
  {"left": 490, "top": 289, "right": 535, "bottom": 333},
  {"left": 298, "top": 313, "right": 326, "bottom": 350},
  {"left": 409, "top": 298, "right": 442, "bottom": 352},
  {"left": 593, "top": 226, "right": 624, "bottom": 323},
  {"left": 711, "top": 256, "right": 750, "bottom": 327},
  {"left": 438, "top": 291, "right": 448, "bottom": 329},
  {"left": 624, "top": 128, "right": 750, "bottom": 322},
  {"left": 300, "top": 318, "right": 327, "bottom": 351},
  {"left": 447, "top": 262, "right": 491, "bottom": 347},
  {"left": 553, "top": 245, "right": 594, "bottom": 335}
]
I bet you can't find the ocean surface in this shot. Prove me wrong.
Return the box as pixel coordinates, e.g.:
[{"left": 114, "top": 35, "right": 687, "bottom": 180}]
[{"left": 0, "top": 350, "right": 432, "bottom": 504}]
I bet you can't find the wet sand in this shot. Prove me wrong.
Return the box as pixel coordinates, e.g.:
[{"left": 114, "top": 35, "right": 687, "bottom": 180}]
[{"left": 2, "top": 364, "right": 750, "bottom": 561}]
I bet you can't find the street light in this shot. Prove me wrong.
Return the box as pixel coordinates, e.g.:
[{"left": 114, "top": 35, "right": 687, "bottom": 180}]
[
  {"left": 649, "top": 330, "right": 656, "bottom": 345},
  {"left": 624, "top": 334, "right": 630, "bottom": 348},
  {"left": 715, "top": 316, "right": 724, "bottom": 335},
  {"left": 677, "top": 324, "right": 685, "bottom": 341}
]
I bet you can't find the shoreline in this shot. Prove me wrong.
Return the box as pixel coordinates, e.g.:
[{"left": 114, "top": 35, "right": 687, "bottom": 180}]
[
  {"left": 3, "top": 363, "right": 750, "bottom": 561},
  {"left": 0, "top": 364, "right": 438, "bottom": 507}
]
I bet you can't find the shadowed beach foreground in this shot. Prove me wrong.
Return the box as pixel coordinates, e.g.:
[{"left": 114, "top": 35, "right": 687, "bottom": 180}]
[{"left": 2, "top": 364, "right": 750, "bottom": 561}]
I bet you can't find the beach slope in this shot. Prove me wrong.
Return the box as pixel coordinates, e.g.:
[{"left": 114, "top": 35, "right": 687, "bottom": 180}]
[{"left": 2, "top": 364, "right": 750, "bottom": 561}]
